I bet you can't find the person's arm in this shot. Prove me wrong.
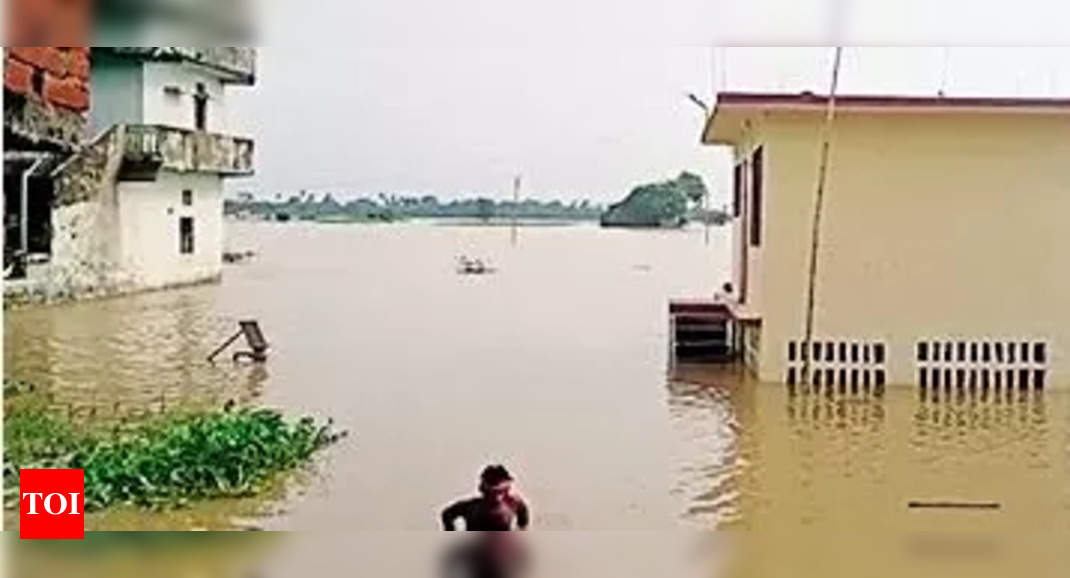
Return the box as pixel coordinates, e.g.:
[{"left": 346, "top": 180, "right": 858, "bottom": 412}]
[
  {"left": 441, "top": 500, "right": 467, "bottom": 531},
  {"left": 515, "top": 497, "right": 530, "bottom": 530}
]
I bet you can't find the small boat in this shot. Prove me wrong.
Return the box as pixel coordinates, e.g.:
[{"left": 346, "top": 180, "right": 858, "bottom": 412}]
[{"left": 456, "top": 256, "right": 496, "bottom": 275}]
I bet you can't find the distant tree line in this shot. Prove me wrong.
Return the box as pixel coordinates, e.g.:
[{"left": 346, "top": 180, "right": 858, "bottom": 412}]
[
  {"left": 224, "top": 191, "right": 605, "bottom": 223},
  {"left": 600, "top": 171, "right": 729, "bottom": 228}
]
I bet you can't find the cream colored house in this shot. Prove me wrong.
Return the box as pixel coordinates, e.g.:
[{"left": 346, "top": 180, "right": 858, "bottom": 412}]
[{"left": 702, "top": 92, "right": 1070, "bottom": 390}]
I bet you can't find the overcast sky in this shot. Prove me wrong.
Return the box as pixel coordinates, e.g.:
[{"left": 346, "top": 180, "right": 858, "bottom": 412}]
[{"left": 227, "top": 1, "right": 1070, "bottom": 205}]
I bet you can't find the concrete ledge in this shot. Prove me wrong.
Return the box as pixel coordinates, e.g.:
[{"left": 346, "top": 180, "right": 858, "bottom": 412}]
[{"left": 4, "top": 272, "right": 223, "bottom": 310}]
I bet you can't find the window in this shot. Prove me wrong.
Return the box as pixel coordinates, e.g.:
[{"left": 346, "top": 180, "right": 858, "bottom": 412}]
[
  {"left": 179, "top": 217, "right": 194, "bottom": 254},
  {"left": 194, "top": 82, "right": 209, "bottom": 131},
  {"left": 732, "top": 164, "right": 742, "bottom": 218},
  {"left": 750, "top": 147, "right": 763, "bottom": 247},
  {"left": 182, "top": 189, "right": 193, "bottom": 206}
]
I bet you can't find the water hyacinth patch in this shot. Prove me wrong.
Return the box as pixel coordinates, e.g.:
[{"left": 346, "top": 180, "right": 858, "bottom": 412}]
[{"left": 4, "top": 400, "right": 346, "bottom": 512}]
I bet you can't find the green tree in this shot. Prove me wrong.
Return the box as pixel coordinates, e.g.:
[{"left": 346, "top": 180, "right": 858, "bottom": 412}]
[
  {"left": 475, "top": 197, "right": 495, "bottom": 221},
  {"left": 676, "top": 171, "right": 707, "bottom": 205}
]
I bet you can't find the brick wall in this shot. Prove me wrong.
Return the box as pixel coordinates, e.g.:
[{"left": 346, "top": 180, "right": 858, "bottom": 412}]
[
  {"left": 4, "top": 47, "right": 90, "bottom": 149},
  {"left": 5, "top": 47, "right": 90, "bottom": 111}
]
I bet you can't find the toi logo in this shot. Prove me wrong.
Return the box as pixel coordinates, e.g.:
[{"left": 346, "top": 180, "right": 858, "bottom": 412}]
[{"left": 19, "top": 469, "right": 84, "bottom": 539}]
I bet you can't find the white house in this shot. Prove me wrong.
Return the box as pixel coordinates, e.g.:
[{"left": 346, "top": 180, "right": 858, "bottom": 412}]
[{"left": 6, "top": 48, "right": 255, "bottom": 304}]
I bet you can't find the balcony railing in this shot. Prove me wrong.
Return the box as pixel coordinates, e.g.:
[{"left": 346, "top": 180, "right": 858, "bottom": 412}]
[{"left": 122, "top": 124, "right": 254, "bottom": 178}]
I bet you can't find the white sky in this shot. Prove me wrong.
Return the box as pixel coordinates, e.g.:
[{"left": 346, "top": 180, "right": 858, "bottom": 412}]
[{"left": 228, "top": 1, "right": 1070, "bottom": 205}]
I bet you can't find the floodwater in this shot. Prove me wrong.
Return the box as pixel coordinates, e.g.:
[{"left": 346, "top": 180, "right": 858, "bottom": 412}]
[{"left": 5, "top": 222, "right": 1070, "bottom": 576}]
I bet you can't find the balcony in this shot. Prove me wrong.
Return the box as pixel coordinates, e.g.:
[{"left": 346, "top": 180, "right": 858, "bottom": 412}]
[{"left": 121, "top": 124, "right": 254, "bottom": 180}]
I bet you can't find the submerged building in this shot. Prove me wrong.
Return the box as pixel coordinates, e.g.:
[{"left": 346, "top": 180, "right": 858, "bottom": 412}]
[
  {"left": 701, "top": 92, "right": 1070, "bottom": 389},
  {"left": 4, "top": 47, "right": 255, "bottom": 304}
]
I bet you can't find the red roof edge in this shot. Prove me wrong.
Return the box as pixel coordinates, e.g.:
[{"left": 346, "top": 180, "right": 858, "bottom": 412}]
[{"left": 715, "top": 91, "right": 1070, "bottom": 110}]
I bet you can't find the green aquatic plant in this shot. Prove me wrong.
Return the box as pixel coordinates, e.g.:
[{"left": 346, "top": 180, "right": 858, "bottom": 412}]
[{"left": 4, "top": 397, "right": 346, "bottom": 512}]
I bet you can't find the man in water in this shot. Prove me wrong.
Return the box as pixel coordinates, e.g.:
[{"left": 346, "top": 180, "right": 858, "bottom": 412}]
[{"left": 441, "top": 465, "right": 530, "bottom": 531}]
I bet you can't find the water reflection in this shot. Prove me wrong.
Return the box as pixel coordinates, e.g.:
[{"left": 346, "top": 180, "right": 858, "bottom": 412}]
[
  {"left": 5, "top": 289, "right": 270, "bottom": 424},
  {"left": 667, "top": 362, "right": 1070, "bottom": 576},
  {"left": 665, "top": 368, "right": 747, "bottom": 526},
  {"left": 785, "top": 387, "right": 887, "bottom": 431}
]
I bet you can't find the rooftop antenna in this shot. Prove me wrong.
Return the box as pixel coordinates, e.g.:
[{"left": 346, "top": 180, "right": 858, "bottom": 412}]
[
  {"left": 800, "top": 46, "right": 843, "bottom": 390},
  {"left": 686, "top": 93, "right": 710, "bottom": 115}
]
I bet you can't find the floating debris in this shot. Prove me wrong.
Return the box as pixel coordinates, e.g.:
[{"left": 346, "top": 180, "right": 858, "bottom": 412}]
[
  {"left": 908, "top": 501, "right": 1001, "bottom": 510},
  {"left": 456, "top": 256, "right": 496, "bottom": 275},
  {"left": 223, "top": 250, "right": 256, "bottom": 264}
]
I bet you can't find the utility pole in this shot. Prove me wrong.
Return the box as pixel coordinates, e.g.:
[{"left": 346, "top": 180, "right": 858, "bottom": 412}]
[
  {"left": 511, "top": 174, "right": 521, "bottom": 247},
  {"left": 801, "top": 46, "right": 844, "bottom": 389}
]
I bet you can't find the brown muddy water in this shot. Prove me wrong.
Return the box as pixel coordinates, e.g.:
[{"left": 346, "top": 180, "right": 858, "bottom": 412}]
[{"left": 5, "top": 222, "right": 1070, "bottom": 576}]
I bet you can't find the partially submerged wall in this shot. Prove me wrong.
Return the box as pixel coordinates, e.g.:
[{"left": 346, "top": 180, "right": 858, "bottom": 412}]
[
  {"left": 6, "top": 126, "right": 125, "bottom": 306},
  {"left": 5, "top": 124, "right": 227, "bottom": 307}
]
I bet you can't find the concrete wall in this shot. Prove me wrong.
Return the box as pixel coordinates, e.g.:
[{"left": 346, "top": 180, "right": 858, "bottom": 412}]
[
  {"left": 117, "top": 171, "right": 224, "bottom": 289},
  {"left": 88, "top": 53, "right": 143, "bottom": 138},
  {"left": 749, "top": 111, "right": 1070, "bottom": 388},
  {"left": 142, "top": 62, "right": 227, "bottom": 132},
  {"left": 41, "top": 126, "right": 126, "bottom": 299},
  {"left": 88, "top": 58, "right": 228, "bottom": 134}
]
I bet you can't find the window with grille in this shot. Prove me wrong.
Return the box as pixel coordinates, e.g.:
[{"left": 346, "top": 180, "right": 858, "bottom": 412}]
[
  {"left": 915, "top": 338, "right": 1048, "bottom": 390},
  {"left": 785, "top": 338, "right": 886, "bottom": 389}
]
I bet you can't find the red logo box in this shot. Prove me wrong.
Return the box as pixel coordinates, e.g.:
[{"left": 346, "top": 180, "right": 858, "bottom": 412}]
[{"left": 19, "top": 469, "right": 84, "bottom": 539}]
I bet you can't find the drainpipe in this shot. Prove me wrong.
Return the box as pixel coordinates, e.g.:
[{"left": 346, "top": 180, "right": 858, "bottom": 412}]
[{"left": 19, "top": 155, "right": 47, "bottom": 254}]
